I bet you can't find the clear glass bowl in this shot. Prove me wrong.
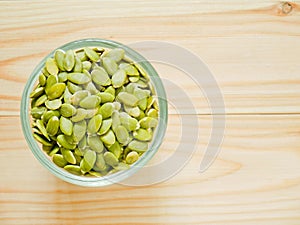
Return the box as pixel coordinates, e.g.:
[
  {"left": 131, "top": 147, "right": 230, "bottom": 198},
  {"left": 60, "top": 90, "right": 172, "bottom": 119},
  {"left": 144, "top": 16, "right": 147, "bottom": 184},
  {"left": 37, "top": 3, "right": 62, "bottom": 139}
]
[{"left": 20, "top": 38, "right": 168, "bottom": 187}]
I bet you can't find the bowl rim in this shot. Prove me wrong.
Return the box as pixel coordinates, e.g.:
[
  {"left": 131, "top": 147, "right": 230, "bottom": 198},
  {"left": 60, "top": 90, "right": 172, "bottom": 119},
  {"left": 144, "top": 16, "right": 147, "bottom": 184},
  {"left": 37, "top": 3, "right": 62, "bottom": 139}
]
[{"left": 20, "top": 38, "right": 168, "bottom": 187}]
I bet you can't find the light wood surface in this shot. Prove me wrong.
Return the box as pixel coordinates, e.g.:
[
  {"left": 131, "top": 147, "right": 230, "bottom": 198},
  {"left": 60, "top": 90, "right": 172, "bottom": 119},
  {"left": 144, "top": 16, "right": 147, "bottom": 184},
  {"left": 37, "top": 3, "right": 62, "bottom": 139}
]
[{"left": 1, "top": 0, "right": 300, "bottom": 224}]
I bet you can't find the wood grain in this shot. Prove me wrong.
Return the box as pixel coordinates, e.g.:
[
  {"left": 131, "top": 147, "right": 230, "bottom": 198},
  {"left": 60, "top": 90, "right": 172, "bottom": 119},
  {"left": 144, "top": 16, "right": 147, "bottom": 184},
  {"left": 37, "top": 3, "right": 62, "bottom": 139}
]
[
  {"left": 1, "top": 0, "right": 300, "bottom": 114},
  {"left": 1, "top": 0, "right": 300, "bottom": 224},
  {"left": 1, "top": 115, "right": 300, "bottom": 224}
]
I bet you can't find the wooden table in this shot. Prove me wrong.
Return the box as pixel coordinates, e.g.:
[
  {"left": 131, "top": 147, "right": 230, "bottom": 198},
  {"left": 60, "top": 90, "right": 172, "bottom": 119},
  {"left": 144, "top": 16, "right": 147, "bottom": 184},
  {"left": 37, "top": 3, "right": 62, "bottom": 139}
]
[{"left": 1, "top": 1, "right": 300, "bottom": 224}]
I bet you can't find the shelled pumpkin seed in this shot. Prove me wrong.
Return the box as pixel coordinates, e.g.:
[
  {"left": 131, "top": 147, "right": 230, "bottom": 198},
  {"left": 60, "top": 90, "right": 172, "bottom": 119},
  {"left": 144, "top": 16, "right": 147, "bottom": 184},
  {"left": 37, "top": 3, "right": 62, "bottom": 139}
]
[{"left": 29, "top": 46, "right": 160, "bottom": 177}]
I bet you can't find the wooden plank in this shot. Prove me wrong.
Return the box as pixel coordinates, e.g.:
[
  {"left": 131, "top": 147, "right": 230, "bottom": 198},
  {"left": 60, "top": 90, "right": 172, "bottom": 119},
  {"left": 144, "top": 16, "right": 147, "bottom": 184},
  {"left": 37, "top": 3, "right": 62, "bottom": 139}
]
[
  {"left": 1, "top": 1, "right": 300, "bottom": 115},
  {"left": 1, "top": 115, "right": 300, "bottom": 224}
]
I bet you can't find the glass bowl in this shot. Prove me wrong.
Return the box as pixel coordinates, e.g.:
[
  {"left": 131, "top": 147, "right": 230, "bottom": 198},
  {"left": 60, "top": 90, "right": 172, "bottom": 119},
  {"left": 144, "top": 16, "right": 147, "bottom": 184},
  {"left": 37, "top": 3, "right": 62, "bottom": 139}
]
[{"left": 20, "top": 38, "right": 168, "bottom": 187}]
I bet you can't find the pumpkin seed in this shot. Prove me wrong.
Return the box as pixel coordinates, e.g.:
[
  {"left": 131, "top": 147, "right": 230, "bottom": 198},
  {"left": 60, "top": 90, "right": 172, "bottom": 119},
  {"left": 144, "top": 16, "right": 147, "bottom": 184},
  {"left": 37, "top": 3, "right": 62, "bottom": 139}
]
[
  {"left": 67, "top": 72, "right": 91, "bottom": 84},
  {"left": 54, "top": 49, "right": 65, "bottom": 71},
  {"left": 82, "top": 61, "right": 92, "bottom": 71},
  {"left": 31, "top": 106, "right": 46, "bottom": 119},
  {"left": 35, "top": 94, "right": 47, "bottom": 107},
  {"left": 128, "top": 140, "right": 148, "bottom": 152},
  {"left": 87, "top": 114, "right": 102, "bottom": 134},
  {"left": 115, "top": 125, "right": 129, "bottom": 145},
  {"left": 30, "top": 87, "right": 44, "bottom": 99},
  {"left": 112, "top": 69, "right": 127, "bottom": 88},
  {"left": 81, "top": 150, "right": 96, "bottom": 173},
  {"left": 98, "top": 103, "right": 114, "bottom": 119},
  {"left": 60, "top": 117, "right": 73, "bottom": 136},
  {"left": 67, "top": 81, "right": 82, "bottom": 94},
  {"left": 53, "top": 154, "right": 68, "bottom": 168},
  {"left": 46, "top": 116, "right": 60, "bottom": 136},
  {"left": 108, "top": 141, "right": 122, "bottom": 159},
  {"left": 104, "top": 86, "right": 115, "bottom": 96},
  {"left": 126, "top": 151, "right": 139, "bottom": 164},
  {"left": 64, "top": 165, "right": 82, "bottom": 175},
  {"left": 36, "top": 119, "right": 50, "bottom": 140},
  {"left": 119, "top": 63, "right": 139, "bottom": 76},
  {"left": 117, "top": 92, "right": 139, "bottom": 107},
  {"left": 98, "top": 118, "right": 112, "bottom": 135},
  {"left": 57, "top": 134, "right": 76, "bottom": 149},
  {"left": 79, "top": 95, "right": 101, "bottom": 109},
  {"left": 70, "top": 108, "right": 87, "bottom": 122},
  {"left": 139, "top": 116, "right": 158, "bottom": 129},
  {"left": 97, "top": 92, "right": 114, "bottom": 103},
  {"left": 104, "top": 151, "right": 119, "bottom": 167},
  {"left": 42, "top": 110, "right": 60, "bottom": 124},
  {"left": 84, "top": 47, "right": 100, "bottom": 62},
  {"left": 73, "top": 120, "right": 86, "bottom": 142},
  {"left": 60, "top": 103, "right": 77, "bottom": 117},
  {"left": 47, "top": 83, "right": 66, "bottom": 100},
  {"left": 95, "top": 154, "right": 107, "bottom": 171},
  {"left": 102, "top": 57, "right": 118, "bottom": 75},
  {"left": 87, "top": 135, "right": 104, "bottom": 153},
  {"left": 64, "top": 50, "right": 75, "bottom": 71},
  {"left": 61, "top": 148, "right": 76, "bottom": 164},
  {"left": 133, "top": 128, "right": 152, "bottom": 141},
  {"left": 70, "top": 90, "right": 89, "bottom": 106},
  {"left": 105, "top": 48, "right": 124, "bottom": 62},
  {"left": 73, "top": 56, "right": 83, "bottom": 72},
  {"left": 39, "top": 74, "right": 47, "bottom": 86},
  {"left": 58, "top": 72, "right": 68, "bottom": 82},
  {"left": 100, "top": 129, "right": 116, "bottom": 146},
  {"left": 33, "top": 133, "right": 52, "bottom": 146},
  {"left": 91, "top": 67, "right": 111, "bottom": 86},
  {"left": 45, "top": 99, "right": 62, "bottom": 110},
  {"left": 46, "top": 58, "right": 59, "bottom": 76}
]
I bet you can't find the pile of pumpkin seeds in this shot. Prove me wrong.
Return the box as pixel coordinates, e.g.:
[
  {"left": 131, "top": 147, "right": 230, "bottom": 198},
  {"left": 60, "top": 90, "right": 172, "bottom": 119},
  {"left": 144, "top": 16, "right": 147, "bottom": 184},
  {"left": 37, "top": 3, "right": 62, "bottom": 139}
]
[{"left": 30, "top": 46, "right": 159, "bottom": 177}]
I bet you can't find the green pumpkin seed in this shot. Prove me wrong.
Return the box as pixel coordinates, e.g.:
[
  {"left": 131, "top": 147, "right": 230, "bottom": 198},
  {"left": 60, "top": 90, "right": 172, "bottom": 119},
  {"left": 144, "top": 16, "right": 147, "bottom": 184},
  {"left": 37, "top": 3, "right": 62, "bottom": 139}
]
[
  {"left": 139, "top": 116, "right": 158, "bottom": 129},
  {"left": 95, "top": 154, "right": 107, "bottom": 171},
  {"left": 61, "top": 148, "right": 76, "bottom": 164},
  {"left": 104, "top": 86, "right": 115, "bottom": 96},
  {"left": 42, "top": 110, "right": 60, "bottom": 124},
  {"left": 46, "top": 58, "right": 59, "bottom": 76},
  {"left": 35, "top": 94, "right": 47, "bottom": 107},
  {"left": 88, "top": 171, "right": 102, "bottom": 177},
  {"left": 128, "top": 140, "right": 148, "bottom": 152},
  {"left": 67, "top": 72, "right": 91, "bottom": 84},
  {"left": 77, "top": 50, "right": 87, "bottom": 61},
  {"left": 87, "top": 114, "right": 102, "bottom": 134},
  {"left": 60, "top": 103, "right": 76, "bottom": 117},
  {"left": 133, "top": 128, "right": 152, "bottom": 141},
  {"left": 70, "top": 90, "right": 89, "bottom": 106},
  {"left": 30, "top": 87, "right": 44, "bottom": 99},
  {"left": 81, "top": 150, "right": 96, "bottom": 173},
  {"left": 36, "top": 119, "right": 50, "bottom": 140},
  {"left": 85, "top": 109, "right": 98, "bottom": 119},
  {"left": 102, "top": 57, "right": 118, "bottom": 75},
  {"left": 63, "top": 86, "right": 72, "bottom": 103},
  {"left": 57, "top": 134, "right": 76, "bottom": 149},
  {"left": 64, "top": 165, "right": 82, "bottom": 175},
  {"left": 113, "top": 162, "right": 130, "bottom": 171},
  {"left": 39, "top": 74, "right": 47, "bottom": 86},
  {"left": 97, "top": 92, "right": 114, "bottom": 103},
  {"left": 47, "top": 83, "right": 66, "bottom": 100},
  {"left": 70, "top": 108, "right": 87, "bottom": 122},
  {"left": 33, "top": 133, "right": 53, "bottom": 146},
  {"left": 120, "top": 114, "right": 139, "bottom": 131},
  {"left": 111, "top": 111, "right": 121, "bottom": 132},
  {"left": 119, "top": 63, "right": 139, "bottom": 76},
  {"left": 98, "top": 118, "right": 112, "bottom": 135},
  {"left": 42, "top": 67, "right": 50, "bottom": 76},
  {"left": 84, "top": 82, "right": 99, "bottom": 95},
  {"left": 73, "top": 56, "right": 83, "bottom": 72},
  {"left": 117, "top": 92, "right": 139, "bottom": 107},
  {"left": 108, "top": 141, "right": 122, "bottom": 159},
  {"left": 60, "top": 116, "right": 73, "bottom": 136},
  {"left": 57, "top": 72, "right": 68, "bottom": 82},
  {"left": 42, "top": 145, "right": 53, "bottom": 153},
  {"left": 45, "top": 99, "right": 62, "bottom": 110},
  {"left": 113, "top": 102, "right": 121, "bottom": 111},
  {"left": 67, "top": 81, "right": 82, "bottom": 94},
  {"left": 112, "top": 69, "right": 127, "bottom": 88},
  {"left": 91, "top": 67, "right": 111, "bottom": 86},
  {"left": 100, "top": 129, "right": 116, "bottom": 146},
  {"left": 31, "top": 106, "right": 46, "bottom": 119},
  {"left": 73, "top": 120, "right": 86, "bottom": 142},
  {"left": 115, "top": 125, "right": 129, "bottom": 145},
  {"left": 147, "top": 108, "right": 158, "bottom": 118},
  {"left": 124, "top": 105, "right": 140, "bottom": 118},
  {"left": 46, "top": 116, "right": 60, "bottom": 136},
  {"left": 105, "top": 48, "right": 125, "bottom": 62},
  {"left": 104, "top": 151, "right": 119, "bottom": 167},
  {"left": 54, "top": 49, "right": 65, "bottom": 71},
  {"left": 48, "top": 146, "right": 60, "bottom": 157},
  {"left": 45, "top": 75, "right": 57, "bottom": 95},
  {"left": 78, "top": 135, "right": 87, "bottom": 151},
  {"left": 79, "top": 95, "right": 101, "bottom": 109},
  {"left": 98, "top": 103, "right": 114, "bottom": 119},
  {"left": 64, "top": 50, "right": 75, "bottom": 71},
  {"left": 87, "top": 135, "right": 104, "bottom": 153},
  {"left": 75, "top": 146, "right": 85, "bottom": 157},
  {"left": 53, "top": 154, "right": 68, "bottom": 167},
  {"left": 128, "top": 76, "right": 140, "bottom": 83},
  {"left": 84, "top": 47, "right": 100, "bottom": 62},
  {"left": 126, "top": 151, "right": 139, "bottom": 164},
  {"left": 82, "top": 61, "right": 92, "bottom": 71},
  {"left": 125, "top": 83, "right": 137, "bottom": 94}
]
